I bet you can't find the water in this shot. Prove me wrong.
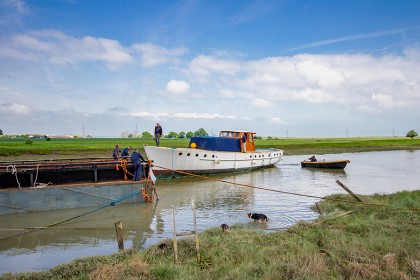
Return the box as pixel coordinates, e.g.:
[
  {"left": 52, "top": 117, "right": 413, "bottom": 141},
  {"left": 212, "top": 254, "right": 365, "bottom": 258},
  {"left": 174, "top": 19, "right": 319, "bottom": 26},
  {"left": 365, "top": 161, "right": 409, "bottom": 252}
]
[{"left": 0, "top": 150, "right": 419, "bottom": 274}]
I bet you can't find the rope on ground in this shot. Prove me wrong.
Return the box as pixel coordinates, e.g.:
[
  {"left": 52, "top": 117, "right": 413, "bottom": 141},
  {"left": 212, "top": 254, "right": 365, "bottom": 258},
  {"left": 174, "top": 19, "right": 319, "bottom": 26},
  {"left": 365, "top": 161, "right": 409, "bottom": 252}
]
[
  {"left": 0, "top": 188, "right": 142, "bottom": 241},
  {"left": 6, "top": 165, "right": 21, "bottom": 188},
  {"left": 152, "top": 164, "right": 419, "bottom": 212}
]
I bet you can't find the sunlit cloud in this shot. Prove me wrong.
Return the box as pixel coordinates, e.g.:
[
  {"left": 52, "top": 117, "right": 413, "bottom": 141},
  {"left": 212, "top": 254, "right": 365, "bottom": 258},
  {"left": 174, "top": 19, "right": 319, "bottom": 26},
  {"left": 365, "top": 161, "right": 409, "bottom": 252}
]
[{"left": 166, "top": 80, "right": 190, "bottom": 95}]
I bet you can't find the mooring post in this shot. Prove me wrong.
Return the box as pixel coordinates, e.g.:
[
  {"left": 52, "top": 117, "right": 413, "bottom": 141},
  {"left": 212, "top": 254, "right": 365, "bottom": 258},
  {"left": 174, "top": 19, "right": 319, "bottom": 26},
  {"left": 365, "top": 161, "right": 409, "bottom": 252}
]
[
  {"left": 172, "top": 205, "right": 179, "bottom": 264},
  {"left": 335, "top": 180, "right": 363, "bottom": 202},
  {"left": 315, "top": 202, "right": 322, "bottom": 215},
  {"left": 192, "top": 200, "right": 200, "bottom": 262},
  {"left": 114, "top": 221, "right": 124, "bottom": 251}
]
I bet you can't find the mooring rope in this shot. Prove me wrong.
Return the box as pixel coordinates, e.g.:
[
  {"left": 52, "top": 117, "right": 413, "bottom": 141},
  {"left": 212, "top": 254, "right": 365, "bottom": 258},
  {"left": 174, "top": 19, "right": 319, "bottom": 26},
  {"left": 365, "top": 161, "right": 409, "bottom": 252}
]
[
  {"left": 6, "top": 165, "right": 21, "bottom": 188},
  {"left": 0, "top": 189, "right": 142, "bottom": 241},
  {"left": 29, "top": 164, "right": 53, "bottom": 189},
  {"left": 152, "top": 164, "right": 419, "bottom": 212}
]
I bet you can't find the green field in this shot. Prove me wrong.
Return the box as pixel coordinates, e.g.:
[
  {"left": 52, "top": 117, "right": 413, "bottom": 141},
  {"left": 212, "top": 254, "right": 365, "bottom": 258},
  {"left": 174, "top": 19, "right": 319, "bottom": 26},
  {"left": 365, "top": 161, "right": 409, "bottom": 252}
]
[{"left": 0, "top": 137, "right": 419, "bottom": 159}]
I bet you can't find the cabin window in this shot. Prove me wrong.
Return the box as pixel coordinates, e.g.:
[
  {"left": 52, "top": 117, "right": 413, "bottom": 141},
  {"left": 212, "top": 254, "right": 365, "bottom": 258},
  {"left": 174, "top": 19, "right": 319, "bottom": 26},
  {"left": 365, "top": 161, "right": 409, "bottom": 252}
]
[{"left": 179, "top": 152, "right": 182, "bottom": 156}]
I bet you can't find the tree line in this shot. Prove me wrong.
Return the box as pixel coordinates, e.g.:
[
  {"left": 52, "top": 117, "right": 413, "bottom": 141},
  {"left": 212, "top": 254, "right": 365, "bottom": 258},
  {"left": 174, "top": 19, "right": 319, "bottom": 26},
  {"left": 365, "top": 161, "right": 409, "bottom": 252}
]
[{"left": 126, "top": 128, "right": 209, "bottom": 139}]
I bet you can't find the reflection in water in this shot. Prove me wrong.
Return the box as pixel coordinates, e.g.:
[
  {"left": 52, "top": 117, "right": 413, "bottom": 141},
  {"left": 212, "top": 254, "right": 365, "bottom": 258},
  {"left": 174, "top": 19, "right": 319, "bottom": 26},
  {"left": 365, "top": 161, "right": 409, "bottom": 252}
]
[{"left": 1, "top": 150, "right": 419, "bottom": 273}]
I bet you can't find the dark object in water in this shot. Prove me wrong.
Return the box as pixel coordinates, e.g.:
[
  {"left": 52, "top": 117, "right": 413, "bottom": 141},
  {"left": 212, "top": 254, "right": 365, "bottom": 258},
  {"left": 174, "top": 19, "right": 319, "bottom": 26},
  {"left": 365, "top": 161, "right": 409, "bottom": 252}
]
[
  {"left": 247, "top": 213, "right": 269, "bottom": 222},
  {"left": 300, "top": 159, "right": 350, "bottom": 169}
]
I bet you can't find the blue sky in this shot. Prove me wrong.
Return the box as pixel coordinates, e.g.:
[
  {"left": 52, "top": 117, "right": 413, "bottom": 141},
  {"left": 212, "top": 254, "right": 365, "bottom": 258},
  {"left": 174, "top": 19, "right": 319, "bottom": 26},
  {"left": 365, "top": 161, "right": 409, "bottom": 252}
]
[{"left": 1, "top": 0, "right": 420, "bottom": 137}]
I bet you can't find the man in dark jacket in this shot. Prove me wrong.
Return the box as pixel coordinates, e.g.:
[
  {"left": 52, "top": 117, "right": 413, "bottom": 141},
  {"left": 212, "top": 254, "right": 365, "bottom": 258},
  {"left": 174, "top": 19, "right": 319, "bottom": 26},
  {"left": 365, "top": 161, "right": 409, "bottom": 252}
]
[
  {"left": 130, "top": 148, "right": 145, "bottom": 181},
  {"left": 154, "top": 123, "right": 163, "bottom": 147}
]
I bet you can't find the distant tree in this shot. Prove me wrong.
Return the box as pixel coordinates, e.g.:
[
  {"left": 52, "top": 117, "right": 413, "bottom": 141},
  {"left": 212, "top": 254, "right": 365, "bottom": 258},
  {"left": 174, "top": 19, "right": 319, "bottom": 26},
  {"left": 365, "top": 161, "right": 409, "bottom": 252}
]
[
  {"left": 127, "top": 133, "right": 134, "bottom": 138},
  {"left": 178, "top": 131, "right": 186, "bottom": 138},
  {"left": 186, "top": 131, "right": 194, "bottom": 138},
  {"left": 194, "top": 128, "right": 208, "bottom": 137},
  {"left": 166, "top": 131, "right": 178, "bottom": 138},
  {"left": 25, "top": 139, "right": 33, "bottom": 145},
  {"left": 406, "top": 130, "right": 418, "bottom": 139},
  {"left": 0, "top": 129, "right": 3, "bottom": 135},
  {"left": 141, "top": 131, "right": 153, "bottom": 138}
]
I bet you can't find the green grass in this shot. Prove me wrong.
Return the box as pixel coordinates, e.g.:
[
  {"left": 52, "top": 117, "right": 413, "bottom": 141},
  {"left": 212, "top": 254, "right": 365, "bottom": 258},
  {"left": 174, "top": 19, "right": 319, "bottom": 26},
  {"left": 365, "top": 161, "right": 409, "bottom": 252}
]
[
  {"left": 2, "top": 191, "right": 419, "bottom": 279},
  {"left": 1, "top": 137, "right": 419, "bottom": 159}
]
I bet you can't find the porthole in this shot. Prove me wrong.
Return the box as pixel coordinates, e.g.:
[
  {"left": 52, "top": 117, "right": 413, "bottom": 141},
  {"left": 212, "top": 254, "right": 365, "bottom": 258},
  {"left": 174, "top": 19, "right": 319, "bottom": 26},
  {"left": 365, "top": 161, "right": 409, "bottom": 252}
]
[
  {"left": 204, "top": 154, "right": 207, "bottom": 157},
  {"left": 195, "top": 154, "right": 199, "bottom": 157},
  {"left": 212, "top": 155, "right": 215, "bottom": 158},
  {"left": 187, "top": 153, "right": 190, "bottom": 156},
  {"left": 178, "top": 152, "right": 183, "bottom": 156}
]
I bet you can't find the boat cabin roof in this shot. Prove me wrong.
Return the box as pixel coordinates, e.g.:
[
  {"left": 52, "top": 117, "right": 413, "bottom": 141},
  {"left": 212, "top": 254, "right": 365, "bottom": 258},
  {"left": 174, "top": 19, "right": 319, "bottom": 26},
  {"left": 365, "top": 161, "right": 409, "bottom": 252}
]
[{"left": 219, "top": 131, "right": 255, "bottom": 137}]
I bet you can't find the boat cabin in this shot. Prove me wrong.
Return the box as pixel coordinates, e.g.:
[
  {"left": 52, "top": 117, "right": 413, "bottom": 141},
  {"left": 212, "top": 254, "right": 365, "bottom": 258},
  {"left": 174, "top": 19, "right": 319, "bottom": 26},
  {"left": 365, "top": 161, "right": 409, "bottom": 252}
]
[
  {"left": 187, "top": 130, "right": 256, "bottom": 153},
  {"left": 219, "top": 131, "right": 255, "bottom": 152}
]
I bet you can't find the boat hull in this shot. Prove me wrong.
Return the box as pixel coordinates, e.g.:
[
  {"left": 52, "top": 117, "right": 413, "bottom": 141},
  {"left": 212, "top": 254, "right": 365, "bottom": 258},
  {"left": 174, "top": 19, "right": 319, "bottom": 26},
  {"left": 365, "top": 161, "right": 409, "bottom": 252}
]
[
  {"left": 144, "top": 146, "right": 283, "bottom": 175},
  {"left": 300, "top": 160, "right": 350, "bottom": 169}
]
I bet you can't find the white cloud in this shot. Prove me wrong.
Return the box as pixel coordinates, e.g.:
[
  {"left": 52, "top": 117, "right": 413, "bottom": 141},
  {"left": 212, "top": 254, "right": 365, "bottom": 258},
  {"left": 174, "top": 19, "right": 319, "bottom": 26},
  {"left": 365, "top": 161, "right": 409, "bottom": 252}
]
[
  {"left": 253, "top": 98, "right": 273, "bottom": 108},
  {"left": 131, "top": 43, "right": 187, "bottom": 67},
  {"left": 269, "top": 117, "right": 285, "bottom": 124},
  {"left": 0, "top": 30, "right": 133, "bottom": 69},
  {"left": 294, "top": 57, "right": 345, "bottom": 88},
  {"left": 0, "top": 102, "right": 29, "bottom": 114},
  {"left": 129, "top": 111, "right": 237, "bottom": 120},
  {"left": 166, "top": 80, "right": 190, "bottom": 94},
  {"left": 371, "top": 93, "right": 403, "bottom": 108},
  {"left": 187, "top": 55, "right": 241, "bottom": 80}
]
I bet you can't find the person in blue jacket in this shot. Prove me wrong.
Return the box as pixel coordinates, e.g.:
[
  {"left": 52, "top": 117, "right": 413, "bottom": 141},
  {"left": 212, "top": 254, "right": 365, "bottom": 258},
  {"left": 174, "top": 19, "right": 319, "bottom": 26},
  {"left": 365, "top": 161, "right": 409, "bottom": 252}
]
[
  {"left": 130, "top": 148, "right": 145, "bottom": 181},
  {"left": 121, "top": 146, "right": 132, "bottom": 157}
]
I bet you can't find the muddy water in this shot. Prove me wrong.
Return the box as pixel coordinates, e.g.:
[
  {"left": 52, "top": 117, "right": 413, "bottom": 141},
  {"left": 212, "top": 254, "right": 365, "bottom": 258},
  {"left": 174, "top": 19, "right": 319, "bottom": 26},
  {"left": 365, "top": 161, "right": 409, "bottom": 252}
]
[{"left": 0, "top": 150, "right": 419, "bottom": 273}]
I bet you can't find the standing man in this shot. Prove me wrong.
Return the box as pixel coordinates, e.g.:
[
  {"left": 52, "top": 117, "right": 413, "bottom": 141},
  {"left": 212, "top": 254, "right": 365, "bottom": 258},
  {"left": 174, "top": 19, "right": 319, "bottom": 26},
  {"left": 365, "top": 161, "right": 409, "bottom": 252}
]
[
  {"left": 240, "top": 133, "right": 247, "bottom": 153},
  {"left": 130, "top": 148, "right": 145, "bottom": 181},
  {"left": 154, "top": 123, "right": 163, "bottom": 147}
]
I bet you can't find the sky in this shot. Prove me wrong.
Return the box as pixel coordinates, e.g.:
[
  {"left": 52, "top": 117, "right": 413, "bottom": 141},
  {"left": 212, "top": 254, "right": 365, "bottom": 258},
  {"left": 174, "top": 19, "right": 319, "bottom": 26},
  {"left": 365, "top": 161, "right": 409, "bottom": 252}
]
[{"left": 1, "top": 0, "right": 420, "bottom": 138}]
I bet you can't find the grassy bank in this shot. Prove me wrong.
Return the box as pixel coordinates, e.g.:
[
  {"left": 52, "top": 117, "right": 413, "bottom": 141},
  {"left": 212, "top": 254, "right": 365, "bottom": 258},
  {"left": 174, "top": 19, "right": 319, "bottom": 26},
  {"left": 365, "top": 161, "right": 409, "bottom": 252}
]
[
  {"left": 0, "top": 137, "right": 419, "bottom": 160},
  {"left": 1, "top": 191, "right": 419, "bottom": 280}
]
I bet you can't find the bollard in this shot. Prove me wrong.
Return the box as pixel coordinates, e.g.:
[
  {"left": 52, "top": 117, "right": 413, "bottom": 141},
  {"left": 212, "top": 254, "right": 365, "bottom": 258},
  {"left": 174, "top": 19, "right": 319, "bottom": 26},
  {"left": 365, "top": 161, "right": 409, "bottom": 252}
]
[{"left": 115, "top": 221, "right": 124, "bottom": 251}]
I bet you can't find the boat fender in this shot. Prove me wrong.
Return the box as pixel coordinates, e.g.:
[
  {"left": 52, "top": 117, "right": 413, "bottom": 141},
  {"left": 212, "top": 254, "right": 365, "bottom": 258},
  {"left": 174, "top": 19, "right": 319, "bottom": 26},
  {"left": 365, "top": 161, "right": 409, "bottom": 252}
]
[
  {"left": 191, "top": 143, "right": 197, "bottom": 148},
  {"left": 214, "top": 158, "right": 220, "bottom": 164}
]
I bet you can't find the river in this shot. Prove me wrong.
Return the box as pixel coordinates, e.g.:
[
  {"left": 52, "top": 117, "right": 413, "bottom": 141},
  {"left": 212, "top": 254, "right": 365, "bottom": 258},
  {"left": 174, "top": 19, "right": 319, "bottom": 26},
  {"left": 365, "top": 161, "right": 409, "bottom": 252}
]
[{"left": 0, "top": 150, "right": 419, "bottom": 274}]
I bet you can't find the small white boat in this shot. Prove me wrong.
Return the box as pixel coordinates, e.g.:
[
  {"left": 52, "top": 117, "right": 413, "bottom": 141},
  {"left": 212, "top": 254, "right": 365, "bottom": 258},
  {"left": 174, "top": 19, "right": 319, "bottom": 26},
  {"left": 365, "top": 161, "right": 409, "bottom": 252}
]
[{"left": 144, "top": 130, "right": 283, "bottom": 176}]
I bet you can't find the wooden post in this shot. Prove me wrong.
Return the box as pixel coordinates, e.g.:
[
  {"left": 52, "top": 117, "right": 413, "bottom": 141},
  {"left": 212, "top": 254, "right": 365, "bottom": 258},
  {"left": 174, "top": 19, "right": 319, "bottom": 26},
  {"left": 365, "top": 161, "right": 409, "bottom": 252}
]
[
  {"left": 315, "top": 202, "right": 322, "bottom": 215},
  {"left": 335, "top": 180, "right": 363, "bottom": 202},
  {"left": 192, "top": 200, "right": 200, "bottom": 262},
  {"left": 114, "top": 221, "right": 124, "bottom": 251},
  {"left": 172, "top": 205, "right": 179, "bottom": 264}
]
